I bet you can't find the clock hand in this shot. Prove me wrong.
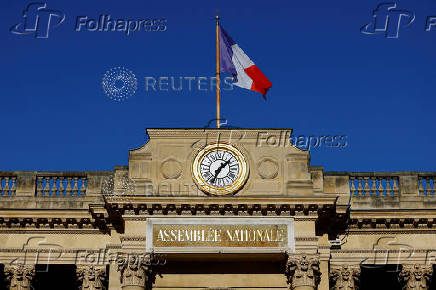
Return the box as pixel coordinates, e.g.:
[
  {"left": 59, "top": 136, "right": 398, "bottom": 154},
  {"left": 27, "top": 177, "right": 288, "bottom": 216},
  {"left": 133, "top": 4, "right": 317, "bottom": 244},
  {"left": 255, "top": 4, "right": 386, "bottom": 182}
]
[{"left": 210, "top": 160, "right": 231, "bottom": 184}]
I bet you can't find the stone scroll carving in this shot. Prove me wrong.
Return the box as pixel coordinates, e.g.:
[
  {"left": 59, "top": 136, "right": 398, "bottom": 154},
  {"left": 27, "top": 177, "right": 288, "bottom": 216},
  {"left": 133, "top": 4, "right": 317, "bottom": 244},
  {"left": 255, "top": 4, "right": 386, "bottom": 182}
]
[
  {"left": 4, "top": 264, "right": 35, "bottom": 290},
  {"left": 399, "top": 264, "right": 433, "bottom": 290},
  {"left": 76, "top": 265, "right": 107, "bottom": 290},
  {"left": 330, "top": 265, "right": 360, "bottom": 290},
  {"left": 285, "top": 254, "right": 321, "bottom": 289}
]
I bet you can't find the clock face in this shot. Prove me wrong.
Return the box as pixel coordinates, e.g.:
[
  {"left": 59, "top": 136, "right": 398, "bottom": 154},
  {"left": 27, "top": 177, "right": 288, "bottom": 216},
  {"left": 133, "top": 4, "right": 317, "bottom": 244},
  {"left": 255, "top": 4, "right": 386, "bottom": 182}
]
[{"left": 192, "top": 143, "right": 249, "bottom": 195}]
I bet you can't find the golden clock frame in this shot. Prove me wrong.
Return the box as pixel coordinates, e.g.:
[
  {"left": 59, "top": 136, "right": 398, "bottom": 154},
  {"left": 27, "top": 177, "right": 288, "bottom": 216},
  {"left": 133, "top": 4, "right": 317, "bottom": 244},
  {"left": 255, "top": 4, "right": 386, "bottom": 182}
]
[{"left": 192, "top": 143, "right": 249, "bottom": 196}]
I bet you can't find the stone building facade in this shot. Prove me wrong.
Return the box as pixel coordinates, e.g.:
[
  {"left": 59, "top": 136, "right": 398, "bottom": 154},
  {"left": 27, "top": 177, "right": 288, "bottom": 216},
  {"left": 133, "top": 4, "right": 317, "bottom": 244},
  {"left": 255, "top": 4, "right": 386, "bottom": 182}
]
[{"left": 0, "top": 128, "right": 435, "bottom": 290}]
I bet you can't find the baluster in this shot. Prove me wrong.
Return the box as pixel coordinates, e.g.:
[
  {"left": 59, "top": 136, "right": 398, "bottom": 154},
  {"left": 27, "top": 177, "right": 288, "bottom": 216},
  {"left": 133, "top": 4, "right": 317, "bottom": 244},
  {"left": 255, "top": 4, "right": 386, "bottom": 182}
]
[
  {"left": 79, "top": 178, "right": 87, "bottom": 196},
  {"left": 350, "top": 177, "right": 356, "bottom": 195},
  {"left": 3, "top": 177, "right": 9, "bottom": 196},
  {"left": 370, "top": 177, "right": 376, "bottom": 196},
  {"left": 377, "top": 177, "right": 384, "bottom": 195},
  {"left": 10, "top": 177, "right": 16, "bottom": 195},
  {"left": 393, "top": 177, "right": 399, "bottom": 196},
  {"left": 432, "top": 177, "right": 435, "bottom": 196},
  {"left": 37, "top": 177, "right": 43, "bottom": 196},
  {"left": 419, "top": 177, "right": 424, "bottom": 195},
  {"left": 357, "top": 177, "right": 363, "bottom": 196},
  {"left": 426, "top": 177, "right": 431, "bottom": 195},
  {"left": 386, "top": 177, "right": 392, "bottom": 196},
  {"left": 72, "top": 177, "right": 79, "bottom": 196},
  {"left": 59, "top": 177, "right": 65, "bottom": 196},
  {"left": 363, "top": 177, "right": 370, "bottom": 196},
  {"left": 52, "top": 177, "right": 58, "bottom": 196},
  {"left": 66, "top": 178, "right": 72, "bottom": 196},
  {"left": 44, "top": 177, "right": 51, "bottom": 196}
]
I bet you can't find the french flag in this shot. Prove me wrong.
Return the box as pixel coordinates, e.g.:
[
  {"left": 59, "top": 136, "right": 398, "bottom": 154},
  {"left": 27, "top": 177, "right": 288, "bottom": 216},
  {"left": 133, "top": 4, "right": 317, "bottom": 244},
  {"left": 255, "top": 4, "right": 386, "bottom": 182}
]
[{"left": 219, "top": 25, "right": 272, "bottom": 98}]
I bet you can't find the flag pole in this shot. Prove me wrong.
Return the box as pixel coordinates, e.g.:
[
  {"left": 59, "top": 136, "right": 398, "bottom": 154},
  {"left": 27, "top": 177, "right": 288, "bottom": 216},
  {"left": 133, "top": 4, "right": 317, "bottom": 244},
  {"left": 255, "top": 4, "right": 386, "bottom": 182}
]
[{"left": 216, "top": 12, "right": 220, "bottom": 129}]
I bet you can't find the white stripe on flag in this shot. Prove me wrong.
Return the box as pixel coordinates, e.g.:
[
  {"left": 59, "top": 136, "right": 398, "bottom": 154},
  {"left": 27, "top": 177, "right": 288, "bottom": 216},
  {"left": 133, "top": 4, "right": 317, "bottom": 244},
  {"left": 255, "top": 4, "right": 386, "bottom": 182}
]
[{"left": 230, "top": 44, "right": 254, "bottom": 90}]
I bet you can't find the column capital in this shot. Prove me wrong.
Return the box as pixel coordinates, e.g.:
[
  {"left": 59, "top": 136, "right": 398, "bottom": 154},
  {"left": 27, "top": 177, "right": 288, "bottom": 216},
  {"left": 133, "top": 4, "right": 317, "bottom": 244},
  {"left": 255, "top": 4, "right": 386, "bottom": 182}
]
[
  {"left": 285, "top": 254, "right": 321, "bottom": 289},
  {"left": 330, "top": 265, "right": 361, "bottom": 290},
  {"left": 76, "top": 265, "right": 107, "bottom": 290},
  {"left": 117, "top": 254, "right": 160, "bottom": 289},
  {"left": 4, "top": 264, "right": 35, "bottom": 290},
  {"left": 399, "top": 264, "right": 433, "bottom": 290}
]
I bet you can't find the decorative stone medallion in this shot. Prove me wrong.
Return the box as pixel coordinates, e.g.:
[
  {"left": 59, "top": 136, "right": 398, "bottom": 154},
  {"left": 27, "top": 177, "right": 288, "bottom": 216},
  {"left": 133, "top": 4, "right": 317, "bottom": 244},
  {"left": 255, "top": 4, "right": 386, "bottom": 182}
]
[
  {"left": 257, "top": 158, "right": 279, "bottom": 179},
  {"left": 161, "top": 158, "right": 182, "bottom": 179}
]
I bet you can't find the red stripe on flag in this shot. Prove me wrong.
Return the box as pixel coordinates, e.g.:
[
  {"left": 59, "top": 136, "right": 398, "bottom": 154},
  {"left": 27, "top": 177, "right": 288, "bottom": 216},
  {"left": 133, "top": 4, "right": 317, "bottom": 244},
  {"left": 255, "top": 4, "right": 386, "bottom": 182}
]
[{"left": 244, "top": 65, "right": 272, "bottom": 99}]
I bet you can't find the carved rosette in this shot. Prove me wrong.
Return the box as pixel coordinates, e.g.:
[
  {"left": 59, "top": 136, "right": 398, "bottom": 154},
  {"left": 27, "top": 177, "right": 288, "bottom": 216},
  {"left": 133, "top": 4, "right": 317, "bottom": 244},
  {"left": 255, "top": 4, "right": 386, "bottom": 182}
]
[
  {"left": 285, "top": 254, "right": 321, "bottom": 289},
  {"left": 4, "top": 264, "right": 35, "bottom": 290},
  {"left": 118, "top": 254, "right": 159, "bottom": 289},
  {"left": 330, "top": 265, "right": 360, "bottom": 290},
  {"left": 76, "top": 265, "right": 107, "bottom": 290},
  {"left": 399, "top": 264, "right": 433, "bottom": 290}
]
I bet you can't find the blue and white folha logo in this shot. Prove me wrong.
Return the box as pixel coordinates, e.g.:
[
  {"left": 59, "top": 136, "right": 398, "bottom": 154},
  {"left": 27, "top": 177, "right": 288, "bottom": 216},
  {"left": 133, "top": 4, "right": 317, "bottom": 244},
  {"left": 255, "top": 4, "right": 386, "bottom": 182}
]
[
  {"left": 102, "top": 67, "right": 138, "bottom": 102},
  {"left": 10, "top": 2, "right": 65, "bottom": 38},
  {"left": 361, "top": 3, "right": 415, "bottom": 38}
]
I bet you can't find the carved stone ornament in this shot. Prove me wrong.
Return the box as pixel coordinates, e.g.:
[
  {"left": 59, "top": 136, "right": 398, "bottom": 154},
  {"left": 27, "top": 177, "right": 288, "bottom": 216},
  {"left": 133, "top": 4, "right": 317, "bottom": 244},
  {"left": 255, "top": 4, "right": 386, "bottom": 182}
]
[
  {"left": 399, "top": 264, "right": 433, "bottom": 290},
  {"left": 4, "top": 264, "right": 35, "bottom": 290},
  {"left": 285, "top": 254, "right": 321, "bottom": 289},
  {"left": 76, "top": 265, "right": 107, "bottom": 290},
  {"left": 330, "top": 265, "right": 361, "bottom": 290},
  {"left": 160, "top": 158, "right": 182, "bottom": 179},
  {"left": 117, "top": 254, "right": 159, "bottom": 289},
  {"left": 257, "top": 158, "right": 279, "bottom": 179}
]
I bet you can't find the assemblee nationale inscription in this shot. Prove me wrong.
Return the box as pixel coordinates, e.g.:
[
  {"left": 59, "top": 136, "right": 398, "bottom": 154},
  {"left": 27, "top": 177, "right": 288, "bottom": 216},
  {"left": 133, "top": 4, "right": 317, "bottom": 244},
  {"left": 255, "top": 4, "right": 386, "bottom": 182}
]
[
  {"left": 146, "top": 218, "right": 294, "bottom": 251},
  {"left": 149, "top": 220, "right": 291, "bottom": 248},
  {"left": 152, "top": 224, "right": 288, "bottom": 248}
]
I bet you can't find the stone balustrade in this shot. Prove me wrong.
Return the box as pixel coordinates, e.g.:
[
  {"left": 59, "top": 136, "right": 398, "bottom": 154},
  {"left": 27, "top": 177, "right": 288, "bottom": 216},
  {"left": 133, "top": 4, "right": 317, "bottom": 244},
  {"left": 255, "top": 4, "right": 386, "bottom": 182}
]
[
  {"left": 0, "top": 174, "right": 17, "bottom": 196},
  {"left": 419, "top": 175, "right": 436, "bottom": 195},
  {"left": 350, "top": 175, "right": 399, "bottom": 197},
  {"left": 36, "top": 174, "right": 87, "bottom": 197},
  {"left": 1, "top": 170, "right": 435, "bottom": 202},
  {"left": 0, "top": 171, "right": 113, "bottom": 198},
  {"left": 324, "top": 172, "right": 435, "bottom": 197},
  {"left": 323, "top": 172, "right": 436, "bottom": 210}
]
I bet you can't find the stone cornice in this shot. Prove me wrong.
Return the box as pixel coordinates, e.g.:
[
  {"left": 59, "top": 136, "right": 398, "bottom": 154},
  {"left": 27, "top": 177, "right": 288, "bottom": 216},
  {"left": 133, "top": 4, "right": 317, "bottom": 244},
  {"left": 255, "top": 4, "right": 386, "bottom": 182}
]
[
  {"left": 104, "top": 195, "right": 338, "bottom": 205},
  {"left": 351, "top": 209, "right": 436, "bottom": 217},
  {"left": 145, "top": 128, "right": 293, "bottom": 139},
  {"left": 0, "top": 208, "right": 108, "bottom": 231},
  {"left": 104, "top": 195, "right": 338, "bottom": 217},
  {"left": 349, "top": 209, "right": 436, "bottom": 229}
]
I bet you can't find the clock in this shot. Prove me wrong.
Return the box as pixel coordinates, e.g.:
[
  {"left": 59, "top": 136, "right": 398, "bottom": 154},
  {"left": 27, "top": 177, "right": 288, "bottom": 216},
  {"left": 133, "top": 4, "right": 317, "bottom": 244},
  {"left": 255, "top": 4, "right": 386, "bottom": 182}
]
[{"left": 192, "top": 143, "right": 249, "bottom": 195}]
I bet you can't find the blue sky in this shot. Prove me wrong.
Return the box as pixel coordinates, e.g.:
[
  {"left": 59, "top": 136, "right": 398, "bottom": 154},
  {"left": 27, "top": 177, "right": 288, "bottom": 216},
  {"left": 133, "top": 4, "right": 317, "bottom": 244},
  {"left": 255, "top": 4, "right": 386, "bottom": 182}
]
[{"left": 0, "top": 0, "right": 435, "bottom": 172}]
